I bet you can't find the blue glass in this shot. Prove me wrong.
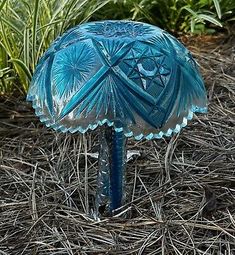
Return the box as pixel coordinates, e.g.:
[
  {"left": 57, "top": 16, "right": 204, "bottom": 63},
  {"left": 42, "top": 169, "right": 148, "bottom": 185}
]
[{"left": 27, "top": 20, "right": 207, "bottom": 215}]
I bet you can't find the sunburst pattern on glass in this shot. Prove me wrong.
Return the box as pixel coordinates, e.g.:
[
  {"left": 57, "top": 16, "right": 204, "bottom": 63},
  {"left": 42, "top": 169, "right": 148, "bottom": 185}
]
[{"left": 52, "top": 43, "right": 98, "bottom": 97}]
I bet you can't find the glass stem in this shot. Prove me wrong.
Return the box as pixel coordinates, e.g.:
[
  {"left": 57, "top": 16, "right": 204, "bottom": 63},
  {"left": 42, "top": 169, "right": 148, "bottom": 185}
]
[
  {"left": 96, "top": 127, "right": 127, "bottom": 214},
  {"left": 109, "top": 129, "right": 127, "bottom": 211}
]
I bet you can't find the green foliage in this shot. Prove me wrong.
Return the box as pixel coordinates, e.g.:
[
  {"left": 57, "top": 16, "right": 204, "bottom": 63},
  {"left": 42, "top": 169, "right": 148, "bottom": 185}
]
[
  {"left": 0, "top": 0, "right": 234, "bottom": 95},
  {"left": 93, "top": 0, "right": 235, "bottom": 34},
  {"left": 0, "top": 0, "right": 111, "bottom": 94}
]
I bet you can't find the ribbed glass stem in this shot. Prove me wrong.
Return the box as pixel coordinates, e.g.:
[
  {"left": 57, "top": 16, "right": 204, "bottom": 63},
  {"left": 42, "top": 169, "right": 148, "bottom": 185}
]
[
  {"left": 110, "top": 129, "right": 127, "bottom": 211},
  {"left": 96, "top": 127, "right": 127, "bottom": 214}
]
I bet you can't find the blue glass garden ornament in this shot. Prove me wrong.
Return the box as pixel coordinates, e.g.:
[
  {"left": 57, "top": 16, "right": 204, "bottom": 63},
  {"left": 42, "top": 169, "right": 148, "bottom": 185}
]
[{"left": 27, "top": 20, "right": 207, "bottom": 214}]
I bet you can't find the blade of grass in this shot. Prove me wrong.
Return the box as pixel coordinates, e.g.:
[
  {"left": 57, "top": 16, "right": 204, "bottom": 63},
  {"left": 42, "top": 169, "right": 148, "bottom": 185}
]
[
  {"left": 197, "top": 14, "right": 223, "bottom": 27},
  {"left": 213, "top": 0, "right": 222, "bottom": 19},
  {"left": 32, "top": 0, "right": 40, "bottom": 70},
  {"left": 182, "top": 6, "right": 198, "bottom": 17},
  {"left": 59, "top": 0, "right": 78, "bottom": 34},
  {"left": 132, "top": 3, "right": 155, "bottom": 24},
  {"left": 23, "top": 28, "right": 30, "bottom": 69},
  {"left": 190, "top": 18, "right": 196, "bottom": 33},
  {"left": 0, "top": 19, "right": 12, "bottom": 57},
  {"left": 1, "top": 17, "right": 23, "bottom": 36},
  {"left": 79, "top": 0, "right": 113, "bottom": 24},
  {"left": 0, "top": 46, "right": 8, "bottom": 68},
  {"left": 8, "top": 58, "right": 32, "bottom": 90},
  {"left": 8, "top": 58, "right": 32, "bottom": 80},
  {"left": 0, "top": 0, "right": 7, "bottom": 12},
  {"left": 36, "top": 0, "right": 69, "bottom": 63}
]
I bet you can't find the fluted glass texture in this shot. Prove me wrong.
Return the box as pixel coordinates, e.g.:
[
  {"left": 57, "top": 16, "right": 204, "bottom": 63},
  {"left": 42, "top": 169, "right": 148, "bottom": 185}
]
[{"left": 27, "top": 20, "right": 207, "bottom": 140}]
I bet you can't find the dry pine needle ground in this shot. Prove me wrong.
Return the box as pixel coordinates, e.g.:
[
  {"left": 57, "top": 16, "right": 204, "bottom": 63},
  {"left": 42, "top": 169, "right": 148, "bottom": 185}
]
[{"left": 0, "top": 35, "right": 235, "bottom": 255}]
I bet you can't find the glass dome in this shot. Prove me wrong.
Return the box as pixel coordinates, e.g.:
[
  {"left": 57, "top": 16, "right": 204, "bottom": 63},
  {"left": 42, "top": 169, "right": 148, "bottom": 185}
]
[{"left": 27, "top": 20, "right": 207, "bottom": 140}]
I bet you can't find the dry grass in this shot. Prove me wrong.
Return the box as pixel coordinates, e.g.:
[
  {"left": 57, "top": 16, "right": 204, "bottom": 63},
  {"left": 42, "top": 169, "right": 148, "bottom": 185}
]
[{"left": 0, "top": 35, "right": 235, "bottom": 255}]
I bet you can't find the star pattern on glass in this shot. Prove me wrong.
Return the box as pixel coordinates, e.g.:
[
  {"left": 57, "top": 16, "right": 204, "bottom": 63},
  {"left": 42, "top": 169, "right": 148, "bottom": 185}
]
[{"left": 120, "top": 46, "right": 171, "bottom": 91}]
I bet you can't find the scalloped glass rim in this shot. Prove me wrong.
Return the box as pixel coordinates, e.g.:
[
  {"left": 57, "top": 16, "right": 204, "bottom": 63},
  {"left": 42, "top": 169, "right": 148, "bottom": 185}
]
[{"left": 27, "top": 95, "right": 207, "bottom": 141}]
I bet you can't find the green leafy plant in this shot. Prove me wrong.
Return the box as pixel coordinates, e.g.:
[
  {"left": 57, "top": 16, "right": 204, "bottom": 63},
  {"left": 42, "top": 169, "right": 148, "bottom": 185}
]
[
  {"left": 95, "top": 0, "right": 225, "bottom": 33},
  {"left": 0, "top": 0, "right": 111, "bottom": 94},
  {"left": 0, "top": 0, "right": 234, "bottom": 95}
]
